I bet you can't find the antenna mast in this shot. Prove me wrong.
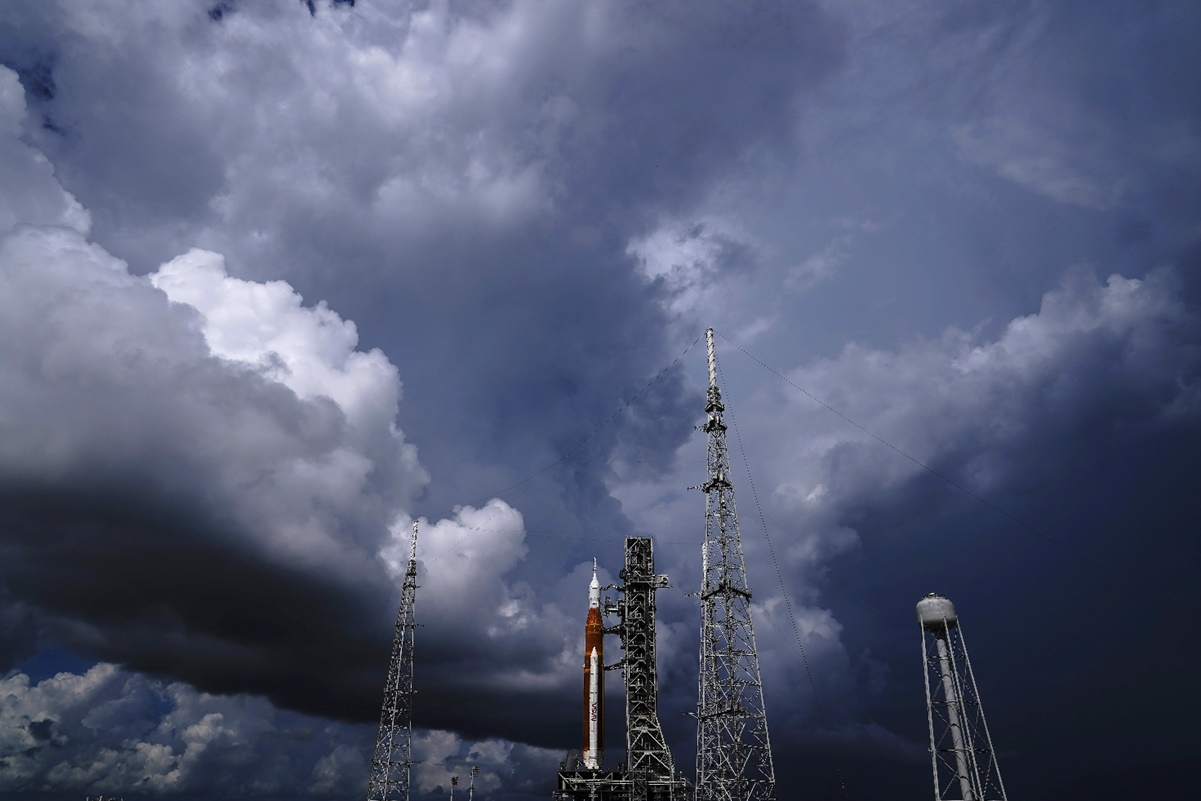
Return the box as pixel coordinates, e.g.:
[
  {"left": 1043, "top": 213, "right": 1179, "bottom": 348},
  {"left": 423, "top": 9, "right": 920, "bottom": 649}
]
[
  {"left": 696, "top": 328, "right": 777, "bottom": 801},
  {"left": 367, "top": 521, "right": 422, "bottom": 801}
]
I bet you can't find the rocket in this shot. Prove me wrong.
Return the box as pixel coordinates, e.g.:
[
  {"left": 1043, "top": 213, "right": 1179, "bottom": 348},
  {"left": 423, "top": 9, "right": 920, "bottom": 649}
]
[{"left": 581, "top": 558, "right": 604, "bottom": 770}]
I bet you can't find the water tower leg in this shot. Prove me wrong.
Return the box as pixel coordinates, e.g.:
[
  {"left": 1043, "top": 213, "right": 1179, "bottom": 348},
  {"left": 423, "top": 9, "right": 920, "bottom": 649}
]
[{"left": 934, "top": 632, "right": 975, "bottom": 801}]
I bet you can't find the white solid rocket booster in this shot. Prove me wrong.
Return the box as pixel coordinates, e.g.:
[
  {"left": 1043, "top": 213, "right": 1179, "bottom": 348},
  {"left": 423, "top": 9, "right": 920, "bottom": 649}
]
[{"left": 585, "top": 646, "right": 600, "bottom": 769}]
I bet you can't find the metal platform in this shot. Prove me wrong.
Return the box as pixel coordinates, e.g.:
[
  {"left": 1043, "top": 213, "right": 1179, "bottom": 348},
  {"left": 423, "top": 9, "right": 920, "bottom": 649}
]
[{"left": 554, "top": 765, "right": 690, "bottom": 801}]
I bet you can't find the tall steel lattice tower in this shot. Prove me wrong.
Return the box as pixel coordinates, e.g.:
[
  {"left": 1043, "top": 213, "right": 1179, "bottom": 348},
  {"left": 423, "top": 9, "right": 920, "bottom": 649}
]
[
  {"left": 607, "top": 537, "right": 689, "bottom": 800},
  {"left": 918, "top": 593, "right": 1008, "bottom": 801},
  {"left": 695, "top": 328, "right": 776, "bottom": 801},
  {"left": 367, "top": 521, "right": 422, "bottom": 801}
]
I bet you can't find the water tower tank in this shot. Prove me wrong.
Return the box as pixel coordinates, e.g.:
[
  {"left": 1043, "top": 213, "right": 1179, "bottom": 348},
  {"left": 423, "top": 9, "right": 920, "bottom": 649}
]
[{"left": 916, "top": 592, "right": 958, "bottom": 631}]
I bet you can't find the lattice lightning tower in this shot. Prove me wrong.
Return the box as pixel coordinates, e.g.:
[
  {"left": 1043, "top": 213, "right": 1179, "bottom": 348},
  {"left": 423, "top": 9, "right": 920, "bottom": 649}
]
[
  {"left": 367, "top": 521, "right": 422, "bottom": 801},
  {"left": 695, "top": 328, "right": 776, "bottom": 801}
]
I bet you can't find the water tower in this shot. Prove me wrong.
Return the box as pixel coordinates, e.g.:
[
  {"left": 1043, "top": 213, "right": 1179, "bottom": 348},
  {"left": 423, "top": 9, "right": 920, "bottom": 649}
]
[{"left": 917, "top": 593, "right": 1008, "bottom": 801}]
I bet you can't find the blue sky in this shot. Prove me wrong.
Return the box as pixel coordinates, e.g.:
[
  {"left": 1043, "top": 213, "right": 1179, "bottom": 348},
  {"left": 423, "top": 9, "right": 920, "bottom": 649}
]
[{"left": 0, "top": 1, "right": 1198, "bottom": 799}]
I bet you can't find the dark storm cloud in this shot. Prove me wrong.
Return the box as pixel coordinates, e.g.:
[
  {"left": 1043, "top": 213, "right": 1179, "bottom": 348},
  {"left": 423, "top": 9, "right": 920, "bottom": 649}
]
[
  {"left": 1, "top": 1, "right": 1198, "bottom": 800},
  {"left": 530, "top": 0, "right": 842, "bottom": 218},
  {"left": 0, "top": 587, "right": 37, "bottom": 671},
  {"left": 0, "top": 0, "right": 846, "bottom": 553},
  {"left": 0, "top": 207, "right": 581, "bottom": 783},
  {"left": 0, "top": 0, "right": 845, "bottom": 264},
  {"left": 602, "top": 256, "right": 1201, "bottom": 797},
  {"left": 0, "top": 482, "right": 390, "bottom": 717},
  {"left": 0, "top": 64, "right": 432, "bottom": 726},
  {"left": 752, "top": 264, "right": 1199, "bottom": 595},
  {"left": 631, "top": 3, "right": 1201, "bottom": 793},
  {"left": 717, "top": 266, "right": 1201, "bottom": 798},
  {"left": 0, "top": 223, "right": 425, "bottom": 718},
  {"left": 944, "top": 0, "right": 1201, "bottom": 217},
  {"left": 0, "top": 73, "right": 678, "bottom": 784},
  {"left": 0, "top": 35, "right": 662, "bottom": 794}
]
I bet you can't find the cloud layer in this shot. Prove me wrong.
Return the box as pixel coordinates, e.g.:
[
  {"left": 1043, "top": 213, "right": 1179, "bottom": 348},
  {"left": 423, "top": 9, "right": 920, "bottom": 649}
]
[
  {"left": 0, "top": 664, "right": 368, "bottom": 798},
  {"left": 0, "top": 662, "right": 566, "bottom": 800},
  {"left": 0, "top": 51, "right": 595, "bottom": 794},
  {"left": 0, "top": 219, "right": 418, "bottom": 713},
  {"left": 1, "top": 1, "right": 1199, "bottom": 799}
]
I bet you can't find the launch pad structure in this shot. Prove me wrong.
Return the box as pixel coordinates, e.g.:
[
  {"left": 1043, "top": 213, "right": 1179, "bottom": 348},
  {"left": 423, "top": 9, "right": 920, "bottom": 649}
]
[
  {"left": 556, "top": 327, "right": 779, "bottom": 801},
  {"left": 555, "top": 536, "right": 691, "bottom": 801},
  {"left": 359, "top": 327, "right": 1023, "bottom": 801}
]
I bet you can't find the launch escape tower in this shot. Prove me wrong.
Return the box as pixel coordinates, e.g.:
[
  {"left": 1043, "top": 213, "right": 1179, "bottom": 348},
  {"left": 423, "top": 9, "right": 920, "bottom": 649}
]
[
  {"left": 695, "top": 328, "right": 776, "bottom": 801},
  {"left": 918, "top": 593, "right": 1008, "bottom": 801},
  {"left": 556, "top": 537, "right": 690, "bottom": 801},
  {"left": 367, "top": 521, "right": 422, "bottom": 801}
]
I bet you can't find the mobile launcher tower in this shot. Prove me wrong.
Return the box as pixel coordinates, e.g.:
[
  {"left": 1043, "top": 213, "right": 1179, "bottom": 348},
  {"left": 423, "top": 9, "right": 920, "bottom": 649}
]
[
  {"left": 918, "top": 593, "right": 1008, "bottom": 801},
  {"left": 555, "top": 537, "right": 691, "bottom": 801}
]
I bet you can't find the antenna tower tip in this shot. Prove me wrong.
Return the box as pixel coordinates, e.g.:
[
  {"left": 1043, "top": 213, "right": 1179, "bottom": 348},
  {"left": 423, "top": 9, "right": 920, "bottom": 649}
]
[{"left": 705, "top": 328, "right": 718, "bottom": 391}]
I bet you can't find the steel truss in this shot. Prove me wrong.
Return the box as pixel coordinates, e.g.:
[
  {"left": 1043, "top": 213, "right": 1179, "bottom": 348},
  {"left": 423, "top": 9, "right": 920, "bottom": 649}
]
[
  {"left": 614, "top": 537, "right": 675, "bottom": 779},
  {"left": 695, "top": 328, "right": 776, "bottom": 801},
  {"left": 561, "top": 537, "right": 689, "bottom": 801},
  {"left": 554, "top": 768, "right": 687, "bottom": 801},
  {"left": 366, "top": 522, "right": 421, "bottom": 801},
  {"left": 920, "top": 599, "right": 1008, "bottom": 801}
]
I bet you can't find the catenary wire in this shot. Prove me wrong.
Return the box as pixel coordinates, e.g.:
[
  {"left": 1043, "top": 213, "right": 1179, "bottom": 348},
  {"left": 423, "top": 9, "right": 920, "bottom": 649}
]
[{"left": 720, "top": 360, "right": 851, "bottom": 800}]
